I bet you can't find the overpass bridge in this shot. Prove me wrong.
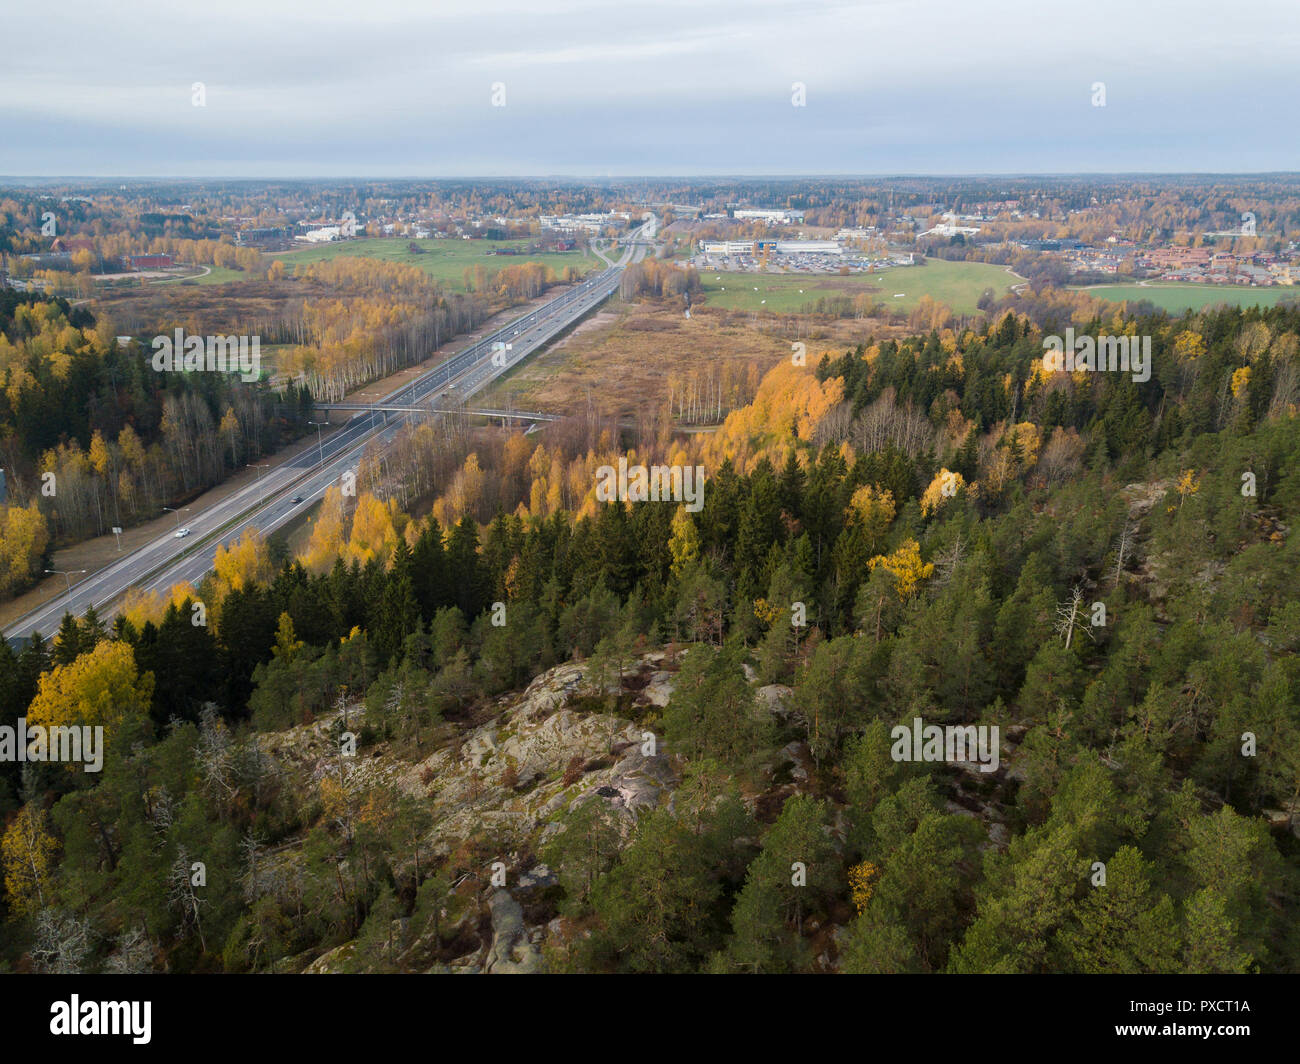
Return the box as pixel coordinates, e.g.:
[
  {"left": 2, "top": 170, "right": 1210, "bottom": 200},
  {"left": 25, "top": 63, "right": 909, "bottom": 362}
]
[{"left": 316, "top": 403, "right": 560, "bottom": 422}]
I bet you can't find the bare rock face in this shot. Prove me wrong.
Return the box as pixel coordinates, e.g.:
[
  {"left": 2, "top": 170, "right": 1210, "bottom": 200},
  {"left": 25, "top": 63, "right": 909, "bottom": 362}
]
[
  {"left": 755, "top": 683, "right": 794, "bottom": 723},
  {"left": 288, "top": 653, "right": 683, "bottom": 974},
  {"left": 302, "top": 942, "right": 352, "bottom": 974},
  {"left": 778, "top": 740, "right": 813, "bottom": 782},
  {"left": 515, "top": 663, "right": 586, "bottom": 722},
  {"left": 1263, "top": 808, "right": 1300, "bottom": 840},
  {"left": 641, "top": 671, "right": 676, "bottom": 707},
  {"left": 482, "top": 890, "right": 543, "bottom": 974}
]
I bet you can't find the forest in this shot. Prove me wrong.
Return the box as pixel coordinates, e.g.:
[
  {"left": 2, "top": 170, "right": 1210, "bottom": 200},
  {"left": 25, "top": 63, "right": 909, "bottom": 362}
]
[
  {"left": 0, "top": 290, "right": 310, "bottom": 598},
  {"left": 1, "top": 298, "right": 1299, "bottom": 973}
]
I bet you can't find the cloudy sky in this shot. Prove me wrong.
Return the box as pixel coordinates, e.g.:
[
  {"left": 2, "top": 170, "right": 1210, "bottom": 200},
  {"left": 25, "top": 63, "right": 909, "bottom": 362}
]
[{"left": 2, "top": 0, "right": 1297, "bottom": 176}]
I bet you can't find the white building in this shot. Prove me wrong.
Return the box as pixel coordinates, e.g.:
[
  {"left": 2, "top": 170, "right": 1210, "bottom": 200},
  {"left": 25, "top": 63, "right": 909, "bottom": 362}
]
[
  {"left": 541, "top": 212, "right": 627, "bottom": 233},
  {"left": 701, "top": 238, "right": 844, "bottom": 257},
  {"left": 775, "top": 240, "right": 842, "bottom": 255},
  {"left": 296, "top": 226, "right": 342, "bottom": 243},
  {"left": 700, "top": 240, "right": 757, "bottom": 255},
  {"left": 919, "top": 212, "right": 981, "bottom": 238},
  {"left": 733, "top": 208, "right": 804, "bottom": 224}
]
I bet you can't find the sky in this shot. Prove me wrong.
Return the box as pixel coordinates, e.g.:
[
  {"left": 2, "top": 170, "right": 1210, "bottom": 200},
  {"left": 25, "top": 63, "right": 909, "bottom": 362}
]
[{"left": 2, "top": 0, "right": 1297, "bottom": 177}]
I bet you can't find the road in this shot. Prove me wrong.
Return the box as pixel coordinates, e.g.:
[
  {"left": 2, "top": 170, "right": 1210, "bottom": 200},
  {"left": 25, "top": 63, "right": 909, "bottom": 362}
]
[{"left": 6, "top": 218, "right": 655, "bottom": 641}]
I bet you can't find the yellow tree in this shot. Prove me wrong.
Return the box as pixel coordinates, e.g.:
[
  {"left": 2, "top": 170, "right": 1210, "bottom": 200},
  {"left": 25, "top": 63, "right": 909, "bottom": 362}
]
[
  {"left": 26, "top": 640, "right": 153, "bottom": 737},
  {"left": 302, "top": 484, "right": 351, "bottom": 571},
  {"left": 1173, "top": 330, "right": 1206, "bottom": 363},
  {"left": 868, "top": 539, "right": 934, "bottom": 601},
  {"left": 920, "top": 469, "right": 965, "bottom": 518},
  {"left": 847, "top": 860, "right": 878, "bottom": 915},
  {"left": 214, "top": 527, "right": 273, "bottom": 595},
  {"left": 1007, "top": 421, "right": 1041, "bottom": 466},
  {"left": 272, "top": 611, "right": 304, "bottom": 664},
  {"left": 0, "top": 502, "right": 50, "bottom": 597},
  {"left": 117, "top": 423, "right": 145, "bottom": 476},
  {"left": 218, "top": 407, "right": 241, "bottom": 467},
  {"left": 88, "top": 429, "right": 111, "bottom": 478},
  {"left": 347, "top": 493, "right": 399, "bottom": 567},
  {"left": 118, "top": 587, "right": 165, "bottom": 630},
  {"left": 847, "top": 484, "right": 896, "bottom": 548},
  {"left": 1230, "top": 366, "right": 1252, "bottom": 398},
  {"left": 1176, "top": 469, "right": 1202, "bottom": 511},
  {"left": 435, "top": 453, "right": 484, "bottom": 527},
  {"left": 2, "top": 805, "right": 59, "bottom": 916}
]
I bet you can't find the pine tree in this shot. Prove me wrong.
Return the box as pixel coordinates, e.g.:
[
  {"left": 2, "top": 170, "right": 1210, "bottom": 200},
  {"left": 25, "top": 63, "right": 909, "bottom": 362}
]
[
  {"left": 1057, "top": 846, "right": 1181, "bottom": 972},
  {"left": 52, "top": 612, "right": 83, "bottom": 667}
]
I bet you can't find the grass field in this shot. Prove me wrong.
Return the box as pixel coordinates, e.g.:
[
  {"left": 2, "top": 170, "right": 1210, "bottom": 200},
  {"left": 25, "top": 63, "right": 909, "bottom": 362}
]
[
  {"left": 90, "top": 265, "right": 250, "bottom": 290},
  {"left": 699, "top": 259, "right": 1021, "bottom": 316},
  {"left": 167, "top": 266, "right": 249, "bottom": 286},
  {"left": 1074, "top": 282, "right": 1300, "bottom": 314},
  {"left": 274, "top": 237, "right": 600, "bottom": 291}
]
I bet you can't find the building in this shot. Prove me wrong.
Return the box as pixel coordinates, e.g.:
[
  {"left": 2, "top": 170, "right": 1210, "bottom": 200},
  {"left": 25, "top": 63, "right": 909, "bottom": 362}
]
[
  {"left": 1141, "top": 247, "right": 1212, "bottom": 269},
  {"left": 700, "top": 239, "right": 844, "bottom": 258},
  {"left": 775, "top": 240, "right": 841, "bottom": 255},
  {"left": 235, "top": 227, "right": 292, "bottom": 246},
  {"left": 124, "top": 254, "right": 173, "bottom": 270},
  {"left": 50, "top": 236, "right": 96, "bottom": 254},
  {"left": 540, "top": 212, "right": 623, "bottom": 233},
  {"left": 700, "top": 240, "right": 758, "bottom": 255},
  {"left": 731, "top": 208, "right": 805, "bottom": 224},
  {"left": 919, "top": 212, "right": 981, "bottom": 238},
  {"left": 297, "top": 226, "right": 342, "bottom": 243}
]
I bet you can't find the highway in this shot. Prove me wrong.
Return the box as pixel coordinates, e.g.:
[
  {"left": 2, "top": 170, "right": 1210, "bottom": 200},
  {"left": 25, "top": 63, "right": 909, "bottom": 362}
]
[{"left": 6, "top": 217, "right": 655, "bottom": 641}]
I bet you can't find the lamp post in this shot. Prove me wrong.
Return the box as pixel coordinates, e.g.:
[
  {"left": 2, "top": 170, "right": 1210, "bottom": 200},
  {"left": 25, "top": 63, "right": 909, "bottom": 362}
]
[
  {"left": 308, "top": 421, "right": 330, "bottom": 466},
  {"left": 46, "top": 568, "right": 87, "bottom": 607},
  {"left": 249, "top": 462, "right": 268, "bottom": 505},
  {"left": 162, "top": 506, "right": 188, "bottom": 529}
]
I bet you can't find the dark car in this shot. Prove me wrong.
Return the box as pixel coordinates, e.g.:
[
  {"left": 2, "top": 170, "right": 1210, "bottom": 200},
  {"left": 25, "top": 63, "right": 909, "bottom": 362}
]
[{"left": 291, "top": 495, "right": 303, "bottom": 504}]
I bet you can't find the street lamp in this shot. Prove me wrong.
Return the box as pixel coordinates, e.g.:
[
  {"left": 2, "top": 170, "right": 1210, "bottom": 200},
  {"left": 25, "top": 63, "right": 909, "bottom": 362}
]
[
  {"left": 249, "top": 462, "right": 269, "bottom": 504},
  {"left": 308, "top": 421, "right": 330, "bottom": 466},
  {"left": 162, "top": 506, "right": 188, "bottom": 529},
  {"left": 46, "top": 568, "right": 87, "bottom": 606}
]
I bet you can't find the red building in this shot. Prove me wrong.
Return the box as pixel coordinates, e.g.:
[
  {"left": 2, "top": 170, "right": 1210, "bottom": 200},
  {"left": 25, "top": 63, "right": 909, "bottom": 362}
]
[{"left": 124, "top": 254, "right": 173, "bottom": 270}]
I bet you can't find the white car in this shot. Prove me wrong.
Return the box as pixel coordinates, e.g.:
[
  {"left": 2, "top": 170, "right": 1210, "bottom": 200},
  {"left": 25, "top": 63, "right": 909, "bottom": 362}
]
[{"left": 174, "top": 527, "right": 191, "bottom": 539}]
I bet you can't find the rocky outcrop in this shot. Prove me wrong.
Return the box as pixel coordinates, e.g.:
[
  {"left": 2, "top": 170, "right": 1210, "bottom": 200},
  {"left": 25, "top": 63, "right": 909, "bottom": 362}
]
[
  {"left": 481, "top": 890, "right": 543, "bottom": 974},
  {"left": 280, "top": 653, "right": 684, "bottom": 973}
]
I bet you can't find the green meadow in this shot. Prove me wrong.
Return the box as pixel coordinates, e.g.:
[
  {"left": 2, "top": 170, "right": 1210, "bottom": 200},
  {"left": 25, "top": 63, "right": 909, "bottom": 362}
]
[
  {"left": 1075, "top": 282, "right": 1300, "bottom": 314},
  {"left": 699, "top": 259, "right": 1022, "bottom": 315},
  {"left": 275, "top": 236, "right": 600, "bottom": 291}
]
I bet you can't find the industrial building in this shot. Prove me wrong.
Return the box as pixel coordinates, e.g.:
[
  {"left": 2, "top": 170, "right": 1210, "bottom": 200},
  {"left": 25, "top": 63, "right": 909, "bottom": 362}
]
[
  {"left": 731, "top": 208, "right": 805, "bottom": 224},
  {"left": 700, "top": 240, "right": 759, "bottom": 255},
  {"left": 775, "top": 240, "right": 841, "bottom": 255},
  {"left": 700, "top": 239, "right": 842, "bottom": 257}
]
